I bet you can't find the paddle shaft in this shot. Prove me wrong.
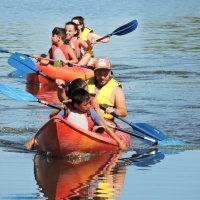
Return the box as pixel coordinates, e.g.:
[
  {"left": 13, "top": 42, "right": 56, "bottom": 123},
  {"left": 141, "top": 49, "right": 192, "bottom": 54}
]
[
  {"left": 0, "top": 47, "right": 31, "bottom": 57},
  {"left": 100, "top": 105, "right": 130, "bottom": 125},
  {"left": 96, "top": 34, "right": 111, "bottom": 42},
  {"left": 38, "top": 100, "right": 62, "bottom": 110},
  {"left": 99, "top": 104, "right": 165, "bottom": 141},
  {"left": 109, "top": 124, "right": 157, "bottom": 145},
  {"left": 28, "top": 56, "right": 94, "bottom": 69},
  {"left": 32, "top": 58, "right": 94, "bottom": 69},
  {"left": 96, "top": 19, "right": 138, "bottom": 42},
  {"left": 1, "top": 47, "right": 94, "bottom": 69},
  {"left": 0, "top": 47, "right": 52, "bottom": 61},
  {"left": 35, "top": 71, "right": 67, "bottom": 88}
]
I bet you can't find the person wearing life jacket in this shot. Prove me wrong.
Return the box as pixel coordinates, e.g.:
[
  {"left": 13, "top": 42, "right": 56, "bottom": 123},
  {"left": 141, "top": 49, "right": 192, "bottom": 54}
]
[
  {"left": 65, "top": 21, "right": 93, "bottom": 66},
  {"left": 87, "top": 58, "right": 127, "bottom": 123},
  {"left": 57, "top": 88, "right": 126, "bottom": 150},
  {"left": 34, "top": 27, "right": 78, "bottom": 67},
  {"left": 49, "top": 78, "right": 106, "bottom": 125},
  {"left": 71, "top": 16, "right": 110, "bottom": 65}
]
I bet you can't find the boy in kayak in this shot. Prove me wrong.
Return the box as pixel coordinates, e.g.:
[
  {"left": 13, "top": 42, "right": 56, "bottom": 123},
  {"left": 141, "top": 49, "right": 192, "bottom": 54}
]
[
  {"left": 58, "top": 88, "right": 127, "bottom": 150},
  {"left": 34, "top": 27, "right": 78, "bottom": 67},
  {"left": 49, "top": 78, "right": 107, "bottom": 125}
]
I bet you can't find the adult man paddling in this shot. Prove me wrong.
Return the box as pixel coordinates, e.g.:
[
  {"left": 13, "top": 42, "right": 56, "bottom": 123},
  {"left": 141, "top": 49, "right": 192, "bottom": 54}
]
[
  {"left": 87, "top": 58, "right": 127, "bottom": 124},
  {"left": 50, "top": 57, "right": 127, "bottom": 125}
]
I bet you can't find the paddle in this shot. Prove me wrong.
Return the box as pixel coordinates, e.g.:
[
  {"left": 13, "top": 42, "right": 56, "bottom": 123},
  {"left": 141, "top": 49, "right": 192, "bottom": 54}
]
[
  {"left": 8, "top": 52, "right": 94, "bottom": 75},
  {"left": 108, "top": 124, "right": 157, "bottom": 146},
  {"left": 109, "top": 124, "right": 187, "bottom": 146},
  {"left": 0, "top": 84, "right": 187, "bottom": 147},
  {"left": 0, "top": 46, "right": 31, "bottom": 57},
  {"left": 8, "top": 53, "right": 66, "bottom": 88},
  {"left": 0, "top": 46, "right": 57, "bottom": 62},
  {"left": 0, "top": 84, "right": 63, "bottom": 110},
  {"left": 1, "top": 47, "right": 94, "bottom": 69},
  {"left": 0, "top": 84, "right": 159, "bottom": 146},
  {"left": 96, "top": 19, "right": 138, "bottom": 42},
  {"left": 100, "top": 105, "right": 165, "bottom": 141},
  {"left": 0, "top": 46, "right": 49, "bottom": 61},
  {"left": 0, "top": 84, "right": 153, "bottom": 148},
  {"left": 0, "top": 84, "right": 64, "bottom": 150}
]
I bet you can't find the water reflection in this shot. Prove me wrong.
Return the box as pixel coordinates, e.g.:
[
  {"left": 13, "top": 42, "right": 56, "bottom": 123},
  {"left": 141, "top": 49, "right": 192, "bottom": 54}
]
[
  {"left": 10, "top": 69, "right": 26, "bottom": 78},
  {"left": 26, "top": 83, "right": 59, "bottom": 103},
  {"left": 120, "top": 149, "right": 165, "bottom": 168},
  {"left": 34, "top": 152, "right": 125, "bottom": 199},
  {"left": 34, "top": 149, "right": 167, "bottom": 199}
]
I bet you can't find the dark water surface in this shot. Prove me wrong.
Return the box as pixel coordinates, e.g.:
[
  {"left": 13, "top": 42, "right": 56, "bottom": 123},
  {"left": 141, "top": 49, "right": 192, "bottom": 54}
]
[{"left": 0, "top": 0, "right": 200, "bottom": 199}]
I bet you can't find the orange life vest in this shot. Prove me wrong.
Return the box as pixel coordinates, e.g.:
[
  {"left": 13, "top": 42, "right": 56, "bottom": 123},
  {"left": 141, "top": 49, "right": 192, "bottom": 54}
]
[
  {"left": 70, "top": 37, "right": 83, "bottom": 60},
  {"left": 64, "top": 103, "right": 94, "bottom": 131},
  {"left": 51, "top": 44, "right": 70, "bottom": 60}
]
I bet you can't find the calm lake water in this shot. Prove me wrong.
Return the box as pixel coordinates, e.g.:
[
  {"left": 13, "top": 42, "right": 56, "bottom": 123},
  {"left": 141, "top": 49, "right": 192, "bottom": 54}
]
[{"left": 0, "top": 0, "right": 200, "bottom": 199}]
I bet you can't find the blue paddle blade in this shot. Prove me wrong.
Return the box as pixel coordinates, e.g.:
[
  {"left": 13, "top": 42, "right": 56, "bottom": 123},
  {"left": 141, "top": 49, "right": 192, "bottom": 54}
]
[
  {"left": 8, "top": 53, "right": 37, "bottom": 73},
  {"left": 158, "top": 139, "right": 187, "bottom": 146},
  {"left": 112, "top": 19, "right": 138, "bottom": 36},
  {"left": 0, "top": 84, "right": 37, "bottom": 102},
  {"left": 131, "top": 122, "right": 165, "bottom": 141},
  {"left": 134, "top": 129, "right": 187, "bottom": 146}
]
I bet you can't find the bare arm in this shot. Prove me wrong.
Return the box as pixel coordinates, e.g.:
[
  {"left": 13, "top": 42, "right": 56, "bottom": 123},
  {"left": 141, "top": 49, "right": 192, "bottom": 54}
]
[
  {"left": 55, "top": 79, "right": 68, "bottom": 102},
  {"left": 114, "top": 87, "right": 127, "bottom": 117},
  {"left": 87, "top": 32, "right": 110, "bottom": 44},
  {"left": 99, "top": 122, "right": 127, "bottom": 150},
  {"left": 93, "top": 98, "right": 106, "bottom": 123},
  {"left": 49, "top": 109, "right": 60, "bottom": 118},
  {"left": 49, "top": 79, "right": 67, "bottom": 118},
  {"left": 106, "top": 86, "right": 127, "bottom": 117},
  {"left": 78, "top": 38, "right": 92, "bottom": 51},
  {"left": 33, "top": 50, "right": 51, "bottom": 65},
  {"left": 78, "top": 53, "right": 91, "bottom": 65}
]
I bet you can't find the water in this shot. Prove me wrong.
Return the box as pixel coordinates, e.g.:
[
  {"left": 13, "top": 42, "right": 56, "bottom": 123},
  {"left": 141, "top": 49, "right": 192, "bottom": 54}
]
[{"left": 0, "top": 0, "right": 200, "bottom": 199}]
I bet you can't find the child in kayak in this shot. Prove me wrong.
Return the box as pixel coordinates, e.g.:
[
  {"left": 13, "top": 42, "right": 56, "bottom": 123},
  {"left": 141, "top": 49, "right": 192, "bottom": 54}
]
[
  {"left": 71, "top": 16, "right": 110, "bottom": 65},
  {"left": 34, "top": 27, "right": 78, "bottom": 67},
  {"left": 65, "top": 21, "right": 93, "bottom": 66},
  {"left": 49, "top": 78, "right": 107, "bottom": 127},
  {"left": 58, "top": 88, "right": 126, "bottom": 150}
]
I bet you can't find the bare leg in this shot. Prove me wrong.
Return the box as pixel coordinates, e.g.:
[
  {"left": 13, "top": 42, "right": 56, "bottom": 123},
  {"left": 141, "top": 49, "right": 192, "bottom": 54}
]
[
  {"left": 78, "top": 53, "right": 91, "bottom": 65},
  {"left": 87, "top": 57, "right": 95, "bottom": 66}
]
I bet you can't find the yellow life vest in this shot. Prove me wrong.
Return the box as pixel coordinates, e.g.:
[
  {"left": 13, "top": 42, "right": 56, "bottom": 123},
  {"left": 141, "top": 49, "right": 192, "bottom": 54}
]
[
  {"left": 88, "top": 77, "right": 121, "bottom": 119},
  {"left": 80, "top": 27, "right": 94, "bottom": 57}
]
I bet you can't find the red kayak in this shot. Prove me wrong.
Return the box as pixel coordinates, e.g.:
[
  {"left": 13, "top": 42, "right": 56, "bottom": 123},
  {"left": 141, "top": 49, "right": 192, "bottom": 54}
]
[
  {"left": 33, "top": 116, "right": 132, "bottom": 157},
  {"left": 26, "top": 64, "right": 94, "bottom": 84}
]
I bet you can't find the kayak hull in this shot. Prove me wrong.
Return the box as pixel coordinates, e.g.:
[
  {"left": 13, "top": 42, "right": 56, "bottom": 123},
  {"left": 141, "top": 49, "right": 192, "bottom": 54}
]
[
  {"left": 26, "top": 64, "right": 94, "bottom": 84},
  {"left": 34, "top": 116, "right": 132, "bottom": 157}
]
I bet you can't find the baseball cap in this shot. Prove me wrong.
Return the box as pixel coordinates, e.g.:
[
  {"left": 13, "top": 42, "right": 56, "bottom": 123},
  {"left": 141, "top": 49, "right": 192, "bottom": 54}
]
[{"left": 94, "top": 58, "right": 111, "bottom": 70}]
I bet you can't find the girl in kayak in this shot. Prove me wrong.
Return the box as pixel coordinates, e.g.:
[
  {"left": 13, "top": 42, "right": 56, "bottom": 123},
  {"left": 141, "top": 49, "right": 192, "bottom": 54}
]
[
  {"left": 71, "top": 16, "right": 110, "bottom": 65},
  {"left": 65, "top": 21, "right": 93, "bottom": 66}
]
